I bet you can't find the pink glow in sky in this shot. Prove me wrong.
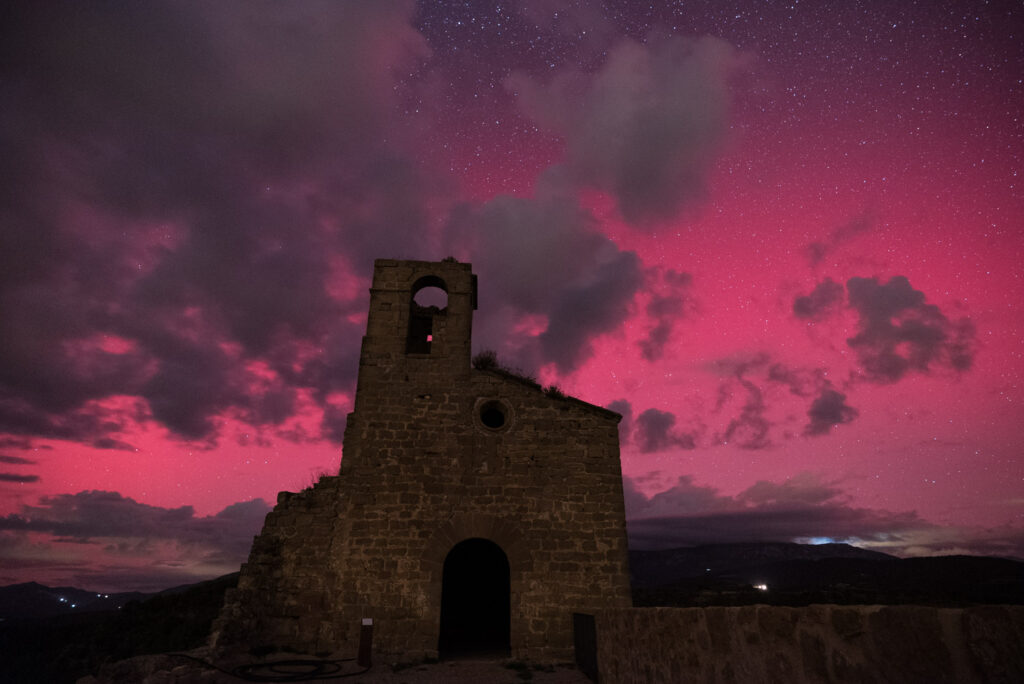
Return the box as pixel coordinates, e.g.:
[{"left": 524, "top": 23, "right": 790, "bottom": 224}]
[{"left": 1, "top": 1, "right": 1021, "bottom": 592}]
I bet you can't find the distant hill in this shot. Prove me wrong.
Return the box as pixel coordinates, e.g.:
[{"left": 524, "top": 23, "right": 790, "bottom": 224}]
[
  {"left": 630, "top": 542, "right": 894, "bottom": 588},
  {"left": 0, "top": 574, "right": 230, "bottom": 623},
  {"left": 630, "top": 543, "right": 1024, "bottom": 607},
  {"left": 0, "top": 582, "right": 149, "bottom": 621},
  {"left": 0, "top": 573, "right": 238, "bottom": 684}
]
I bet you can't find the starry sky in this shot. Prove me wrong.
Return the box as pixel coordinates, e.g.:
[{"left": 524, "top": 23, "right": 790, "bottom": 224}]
[{"left": 1, "top": 0, "right": 1021, "bottom": 592}]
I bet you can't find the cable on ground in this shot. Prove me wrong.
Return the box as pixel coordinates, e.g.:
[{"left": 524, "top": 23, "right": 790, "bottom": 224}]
[{"left": 167, "top": 651, "right": 371, "bottom": 681}]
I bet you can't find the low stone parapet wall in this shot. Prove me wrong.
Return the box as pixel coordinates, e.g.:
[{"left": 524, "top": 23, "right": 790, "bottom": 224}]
[{"left": 593, "top": 605, "right": 1024, "bottom": 683}]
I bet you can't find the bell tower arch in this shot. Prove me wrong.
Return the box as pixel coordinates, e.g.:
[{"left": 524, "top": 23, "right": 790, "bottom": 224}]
[
  {"left": 406, "top": 274, "right": 448, "bottom": 354},
  {"left": 356, "top": 259, "right": 477, "bottom": 388}
]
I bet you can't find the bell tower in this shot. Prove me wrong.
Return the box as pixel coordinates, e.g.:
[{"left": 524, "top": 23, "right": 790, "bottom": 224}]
[{"left": 355, "top": 259, "right": 477, "bottom": 396}]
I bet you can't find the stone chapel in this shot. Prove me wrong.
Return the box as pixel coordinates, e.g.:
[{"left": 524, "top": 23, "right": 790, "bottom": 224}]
[{"left": 210, "top": 258, "right": 632, "bottom": 662}]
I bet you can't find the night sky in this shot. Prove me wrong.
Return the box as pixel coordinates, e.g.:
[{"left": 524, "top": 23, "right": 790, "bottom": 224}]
[{"left": 1, "top": 0, "right": 1021, "bottom": 592}]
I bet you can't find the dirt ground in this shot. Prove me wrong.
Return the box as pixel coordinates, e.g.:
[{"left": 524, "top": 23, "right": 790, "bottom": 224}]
[
  {"left": 81, "top": 652, "right": 594, "bottom": 683},
  {"left": 334, "top": 657, "right": 592, "bottom": 683}
]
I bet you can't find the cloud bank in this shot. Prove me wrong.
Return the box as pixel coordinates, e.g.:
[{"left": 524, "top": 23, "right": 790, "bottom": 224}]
[
  {"left": 793, "top": 275, "right": 977, "bottom": 382},
  {"left": 625, "top": 472, "right": 1024, "bottom": 558},
  {"left": 509, "top": 33, "right": 742, "bottom": 224},
  {"left": 625, "top": 473, "right": 930, "bottom": 551},
  {"left": 846, "top": 276, "right": 976, "bottom": 382},
  {"left": 1, "top": 2, "right": 436, "bottom": 447},
  {"left": 0, "top": 4, "right": 745, "bottom": 447},
  {"left": 0, "top": 490, "right": 271, "bottom": 591}
]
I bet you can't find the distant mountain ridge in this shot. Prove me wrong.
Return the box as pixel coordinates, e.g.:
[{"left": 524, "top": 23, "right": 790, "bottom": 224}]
[
  {"left": 0, "top": 575, "right": 238, "bottom": 622},
  {"left": 630, "top": 542, "right": 1024, "bottom": 607},
  {"left": 0, "top": 582, "right": 149, "bottom": 620},
  {"left": 7, "top": 541, "right": 1018, "bottom": 623},
  {"left": 630, "top": 541, "right": 894, "bottom": 588},
  {"left": 0, "top": 573, "right": 238, "bottom": 683}
]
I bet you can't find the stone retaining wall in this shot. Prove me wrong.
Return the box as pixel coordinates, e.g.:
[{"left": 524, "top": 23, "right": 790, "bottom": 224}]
[{"left": 594, "top": 605, "right": 1024, "bottom": 683}]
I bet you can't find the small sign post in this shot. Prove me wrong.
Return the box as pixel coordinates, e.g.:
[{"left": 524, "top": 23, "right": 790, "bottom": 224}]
[{"left": 358, "top": 618, "right": 373, "bottom": 667}]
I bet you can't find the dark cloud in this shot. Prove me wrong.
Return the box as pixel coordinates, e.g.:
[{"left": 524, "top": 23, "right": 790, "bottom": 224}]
[
  {"left": 625, "top": 472, "right": 933, "bottom": 550},
  {"left": 320, "top": 405, "right": 349, "bottom": 445},
  {"left": 0, "top": 454, "right": 36, "bottom": 465},
  {"left": 805, "top": 388, "right": 858, "bottom": 436},
  {"left": 0, "top": 473, "right": 40, "bottom": 483},
  {"left": 0, "top": 2, "right": 432, "bottom": 446},
  {"left": 793, "top": 278, "right": 845, "bottom": 320},
  {"left": 0, "top": 4, "right": 746, "bottom": 448},
  {"left": 792, "top": 275, "right": 975, "bottom": 384},
  {"left": 737, "top": 474, "right": 844, "bottom": 507},
  {"left": 448, "top": 192, "right": 644, "bottom": 373},
  {"left": 634, "top": 408, "right": 697, "bottom": 453},
  {"left": 710, "top": 354, "right": 861, "bottom": 446},
  {"left": 624, "top": 475, "right": 731, "bottom": 519},
  {"left": 606, "top": 399, "right": 633, "bottom": 442},
  {"left": 540, "top": 251, "right": 644, "bottom": 371},
  {"left": 0, "top": 490, "right": 270, "bottom": 557},
  {"left": 628, "top": 505, "right": 928, "bottom": 550},
  {"left": 90, "top": 437, "right": 136, "bottom": 451},
  {"left": 609, "top": 400, "right": 700, "bottom": 453},
  {"left": 0, "top": 491, "right": 273, "bottom": 591},
  {"left": 638, "top": 269, "right": 693, "bottom": 361},
  {"left": 900, "top": 525, "right": 1024, "bottom": 560},
  {"left": 720, "top": 380, "right": 770, "bottom": 449},
  {"left": 715, "top": 357, "right": 773, "bottom": 450},
  {"left": 766, "top": 363, "right": 822, "bottom": 398},
  {"left": 508, "top": 33, "right": 741, "bottom": 224},
  {"left": 621, "top": 476, "right": 652, "bottom": 520},
  {"left": 846, "top": 276, "right": 976, "bottom": 382},
  {"left": 806, "top": 212, "right": 873, "bottom": 265},
  {"left": 0, "top": 436, "right": 41, "bottom": 450},
  {"left": 0, "top": 397, "right": 140, "bottom": 449}
]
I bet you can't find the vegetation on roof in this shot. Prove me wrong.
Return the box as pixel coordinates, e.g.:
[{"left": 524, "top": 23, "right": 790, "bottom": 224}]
[
  {"left": 472, "top": 350, "right": 539, "bottom": 388},
  {"left": 471, "top": 350, "right": 620, "bottom": 420}
]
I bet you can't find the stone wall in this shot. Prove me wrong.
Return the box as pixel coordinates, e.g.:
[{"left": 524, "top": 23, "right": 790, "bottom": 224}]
[
  {"left": 339, "top": 368, "right": 632, "bottom": 661},
  {"left": 209, "top": 477, "right": 347, "bottom": 654},
  {"left": 211, "top": 259, "right": 632, "bottom": 663},
  {"left": 594, "top": 605, "right": 1024, "bottom": 683}
]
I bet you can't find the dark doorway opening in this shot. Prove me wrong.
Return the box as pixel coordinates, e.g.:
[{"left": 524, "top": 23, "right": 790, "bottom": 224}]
[{"left": 438, "top": 538, "right": 510, "bottom": 658}]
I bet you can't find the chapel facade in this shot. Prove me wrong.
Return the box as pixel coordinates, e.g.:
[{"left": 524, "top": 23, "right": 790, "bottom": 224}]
[{"left": 210, "top": 258, "right": 632, "bottom": 662}]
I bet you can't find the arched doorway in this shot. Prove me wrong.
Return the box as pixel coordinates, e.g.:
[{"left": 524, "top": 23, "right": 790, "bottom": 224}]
[{"left": 438, "top": 538, "right": 510, "bottom": 657}]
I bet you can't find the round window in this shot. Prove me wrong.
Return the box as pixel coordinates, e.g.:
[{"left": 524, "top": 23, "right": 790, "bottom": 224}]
[
  {"left": 479, "top": 400, "right": 508, "bottom": 430},
  {"left": 480, "top": 401, "right": 505, "bottom": 428}
]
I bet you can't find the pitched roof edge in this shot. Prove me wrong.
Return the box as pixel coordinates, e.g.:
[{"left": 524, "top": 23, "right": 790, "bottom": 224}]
[{"left": 473, "top": 368, "right": 622, "bottom": 423}]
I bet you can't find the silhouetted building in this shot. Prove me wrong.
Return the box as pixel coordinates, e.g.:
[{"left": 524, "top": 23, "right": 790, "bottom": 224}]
[{"left": 211, "top": 258, "right": 632, "bottom": 662}]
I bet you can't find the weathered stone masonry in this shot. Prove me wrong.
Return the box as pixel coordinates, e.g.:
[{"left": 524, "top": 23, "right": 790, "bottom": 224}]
[
  {"left": 210, "top": 258, "right": 633, "bottom": 662},
  {"left": 595, "top": 605, "right": 1024, "bottom": 683}
]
